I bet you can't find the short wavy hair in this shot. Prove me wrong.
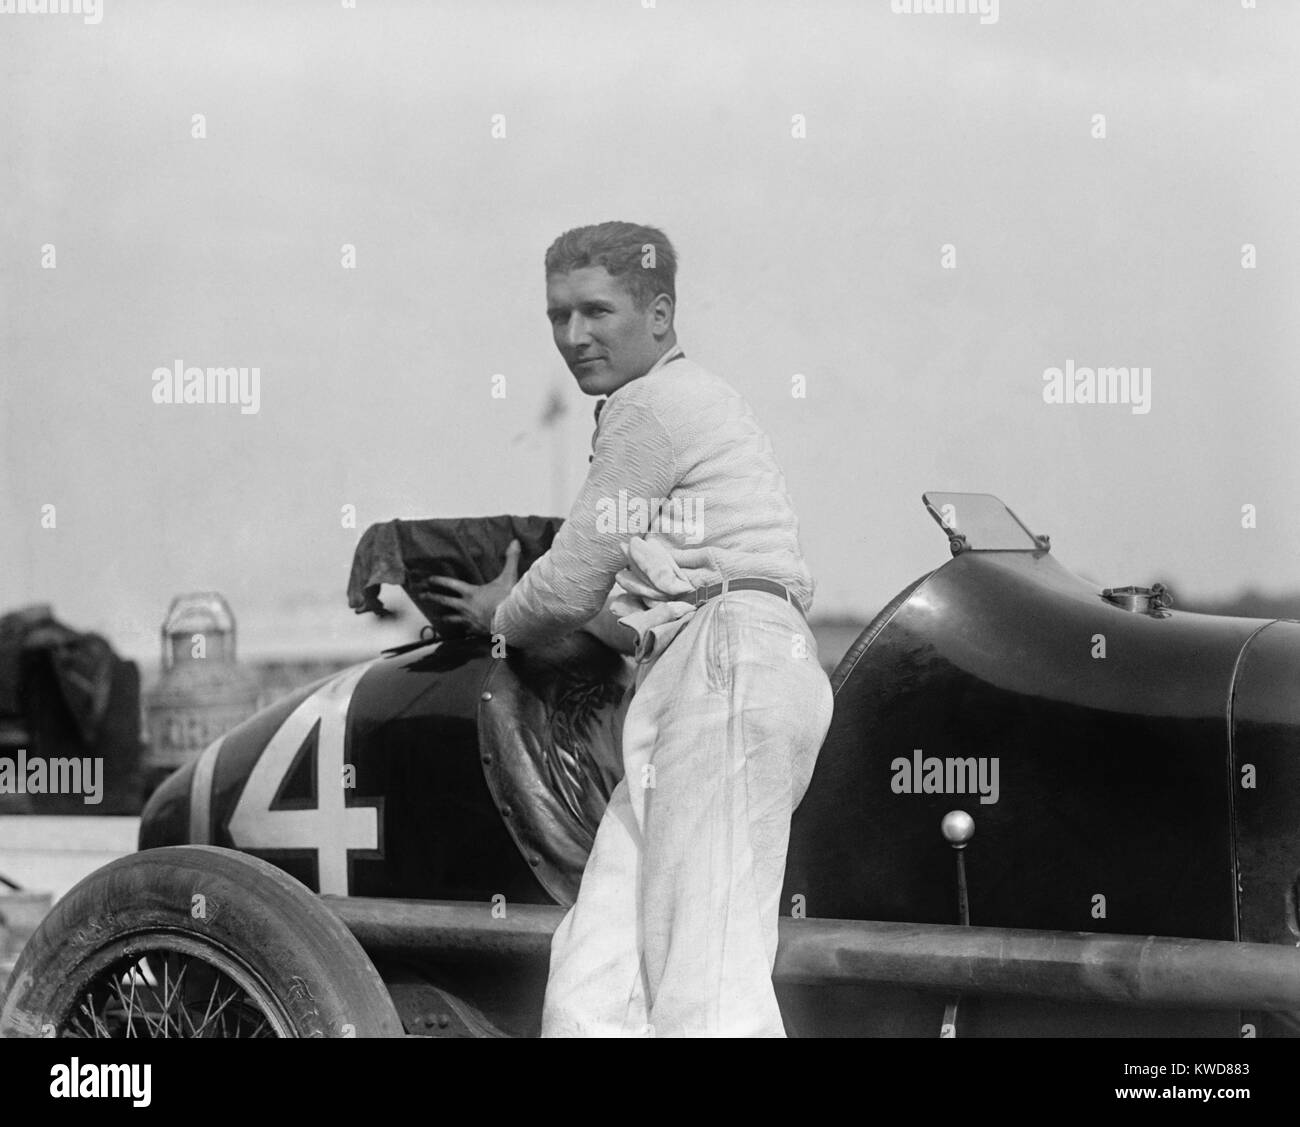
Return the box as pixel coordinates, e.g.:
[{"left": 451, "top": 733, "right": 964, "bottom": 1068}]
[{"left": 544, "top": 221, "right": 677, "bottom": 309}]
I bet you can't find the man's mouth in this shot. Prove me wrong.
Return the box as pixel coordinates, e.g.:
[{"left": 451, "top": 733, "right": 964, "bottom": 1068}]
[{"left": 573, "top": 357, "right": 603, "bottom": 369}]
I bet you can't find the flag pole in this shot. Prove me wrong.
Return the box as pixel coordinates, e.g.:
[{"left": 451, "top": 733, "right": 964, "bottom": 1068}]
[{"left": 539, "top": 384, "right": 568, "bottom": 518}]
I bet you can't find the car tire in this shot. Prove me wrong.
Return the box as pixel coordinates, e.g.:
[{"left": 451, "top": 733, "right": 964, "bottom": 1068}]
[{"left": 0, "top": 845, "right": 404, "bottom": 1038}]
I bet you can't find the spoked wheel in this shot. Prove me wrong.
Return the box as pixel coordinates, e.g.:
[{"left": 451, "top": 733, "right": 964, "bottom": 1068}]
[
  {"left": 58, "top": 935, "right": 294, "bottom": 1038},
  {"left": 1, "top": 846, "right": 403, "bottom": 1039}
]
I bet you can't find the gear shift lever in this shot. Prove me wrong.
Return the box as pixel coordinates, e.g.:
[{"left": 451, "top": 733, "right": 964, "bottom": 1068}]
[{"left": 940, "top": 809, "right": 974, "bottom": 1037}]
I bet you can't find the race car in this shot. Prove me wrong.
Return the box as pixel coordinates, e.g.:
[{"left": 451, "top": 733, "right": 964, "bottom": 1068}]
[{"left": 3, "top": 492, "right": 1299, "bottom": 1038}]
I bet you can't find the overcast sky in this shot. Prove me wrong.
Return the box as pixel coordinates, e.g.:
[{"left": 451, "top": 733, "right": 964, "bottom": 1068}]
[{"left": 2, "top": 0, "right": 1297, "bottom": 660}]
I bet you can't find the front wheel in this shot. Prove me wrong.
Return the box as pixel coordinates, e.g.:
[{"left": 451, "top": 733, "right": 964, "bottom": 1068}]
[{"left": 0, "top": 846, "right": 403, "bottom": 1038}]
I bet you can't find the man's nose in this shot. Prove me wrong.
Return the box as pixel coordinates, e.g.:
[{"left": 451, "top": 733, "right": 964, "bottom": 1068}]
[{"left": 562, "top": 314, "right": 592, "bottom": 349}]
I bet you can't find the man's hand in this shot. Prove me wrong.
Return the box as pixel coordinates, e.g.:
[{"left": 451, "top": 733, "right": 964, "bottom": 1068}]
[{"left": 423, "top": 539, "right": 522, "bottom": 636}]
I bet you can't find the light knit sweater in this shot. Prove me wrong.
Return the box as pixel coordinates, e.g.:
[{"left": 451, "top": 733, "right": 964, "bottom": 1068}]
[{"left": 491, "top": 349, "right": 815, "bottom": 650}]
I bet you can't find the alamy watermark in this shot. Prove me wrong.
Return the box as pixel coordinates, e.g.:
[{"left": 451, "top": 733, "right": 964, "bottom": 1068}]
[
  {"left": 595, "top": 490, "right": 705, "bottom": 543},
  {"left": 1042, "top": 359, "right": 1151, "bottom": 415},
  {"left": 891, "top": 748, "right": 1000, "bottom": 805},
  {"left": 0, "top": 0, "right": 102, "bottom": 23},
  {"left": 152, "top": 360, "right": 261, "bottom": 415},
  {"left": 0, "top": 749, "right": 104, "bottom": 805},
  {"left": 890, "top": 0, "right": 998, "bottom": 26},
  {"left": 50, "top": 1059, "right": 150, "bottom": 1107}
]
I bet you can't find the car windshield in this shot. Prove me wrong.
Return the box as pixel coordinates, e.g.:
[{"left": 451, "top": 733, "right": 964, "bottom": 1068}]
[{"left": 922, "top": 492, "right": 1041, "bottom": 551}]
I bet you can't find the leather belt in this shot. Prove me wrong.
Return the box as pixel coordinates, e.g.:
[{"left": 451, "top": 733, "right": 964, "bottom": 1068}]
[{"left": 690, "top": 577, "right": 805, "bottom": 617}]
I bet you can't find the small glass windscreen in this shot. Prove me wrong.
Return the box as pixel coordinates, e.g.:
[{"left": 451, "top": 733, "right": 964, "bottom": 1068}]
[{"left": 922, "top": 492, "right": 1041, "bottom": 550}]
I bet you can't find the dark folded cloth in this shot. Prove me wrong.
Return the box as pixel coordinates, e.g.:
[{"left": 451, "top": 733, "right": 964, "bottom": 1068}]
[
  {"left": 0, "top": 605, "right": 116, "bottom": 746},
  {"left": 347, "top": 515, "right": 564, "bottom": 639}
]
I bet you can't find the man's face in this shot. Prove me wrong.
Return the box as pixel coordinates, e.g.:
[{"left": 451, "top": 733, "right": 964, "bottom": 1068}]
[{"left": 546, "top": 266, "right": 670, "bottom": 396}]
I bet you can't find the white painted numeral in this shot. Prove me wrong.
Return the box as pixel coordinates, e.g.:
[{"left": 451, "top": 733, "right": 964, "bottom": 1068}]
[{"left": 228, "top": 665, "right": 377, "bottom": 894}]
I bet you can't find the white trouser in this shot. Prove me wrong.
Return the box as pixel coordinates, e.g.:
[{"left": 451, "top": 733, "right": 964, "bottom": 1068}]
[{"left": 540, "top": 589, "right": 834, "bottom": 1037}]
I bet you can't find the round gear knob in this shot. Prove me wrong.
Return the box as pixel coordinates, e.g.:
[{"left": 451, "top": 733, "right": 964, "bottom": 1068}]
[{"left": 941, "top": 809, "right": 975, "bottom": 849}]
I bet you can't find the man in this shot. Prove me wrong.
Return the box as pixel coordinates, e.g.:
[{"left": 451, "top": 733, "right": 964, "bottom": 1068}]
[{"left": 429, "top": 221, "right": 833, "bottom": 1036}]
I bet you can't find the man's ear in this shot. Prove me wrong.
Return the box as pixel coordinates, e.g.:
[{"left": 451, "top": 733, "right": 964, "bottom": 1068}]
[{"left": 649, "top": 292, "right": 674, "bottom": 337}]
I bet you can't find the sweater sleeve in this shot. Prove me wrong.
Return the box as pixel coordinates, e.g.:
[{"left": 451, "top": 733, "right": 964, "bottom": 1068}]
[{"left": 490, "top": 387, "right": 679, "bottom": 649}]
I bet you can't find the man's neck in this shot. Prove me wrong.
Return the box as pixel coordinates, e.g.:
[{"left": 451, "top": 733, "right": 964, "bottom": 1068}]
[
  {"left": 653, "top": 334, "right": 679, "bottom": 363},
  {"left": 646, "top": 338, "right": 683, "bottom": 373}
]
